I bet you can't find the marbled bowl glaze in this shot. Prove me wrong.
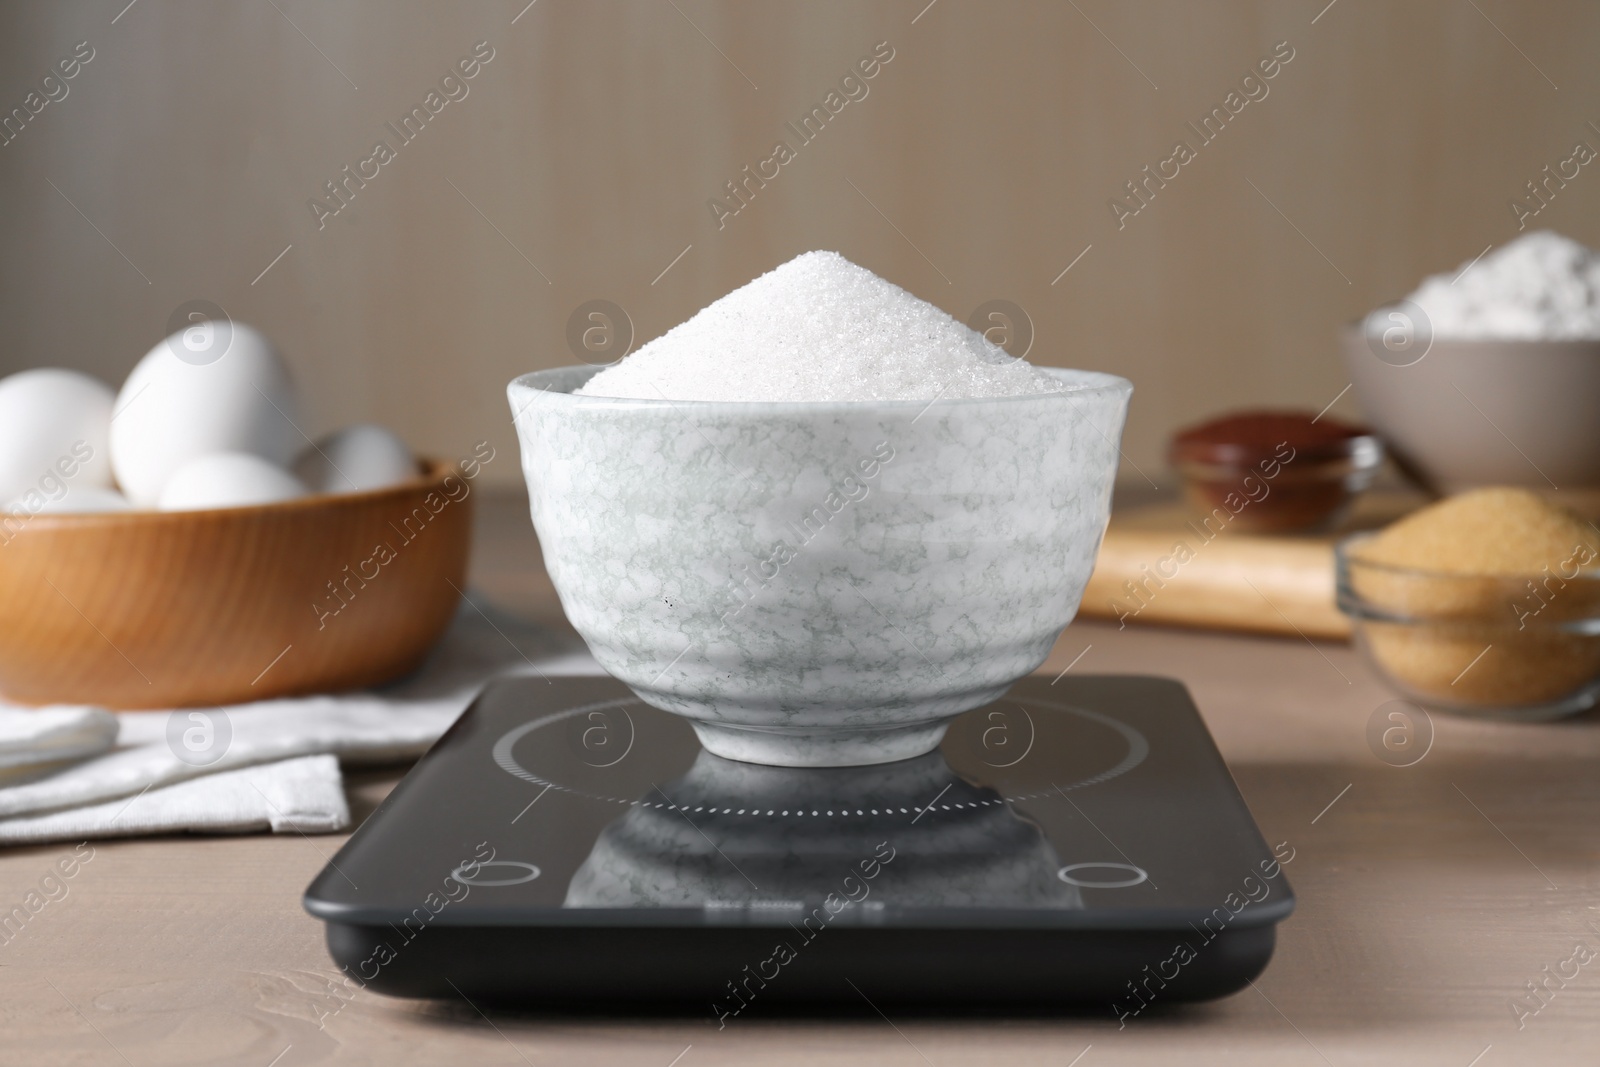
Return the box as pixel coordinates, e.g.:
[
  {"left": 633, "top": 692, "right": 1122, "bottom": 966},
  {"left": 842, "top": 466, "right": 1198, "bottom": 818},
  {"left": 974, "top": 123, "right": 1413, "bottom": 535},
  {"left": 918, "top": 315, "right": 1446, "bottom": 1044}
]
[{"left": 508, "top": 365, "right": 1131, "bottom": 767}]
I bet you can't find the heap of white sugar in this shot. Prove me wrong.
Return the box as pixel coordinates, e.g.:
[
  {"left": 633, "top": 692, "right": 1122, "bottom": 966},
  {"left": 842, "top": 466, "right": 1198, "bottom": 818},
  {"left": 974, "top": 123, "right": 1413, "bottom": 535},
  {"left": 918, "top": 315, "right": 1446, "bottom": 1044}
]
[
  {"left": 1373, "top": 231, "right": 1600, "bottom": 340},
  {"left": 577, "top": 251, "right": 1065, "bottom": 401}
]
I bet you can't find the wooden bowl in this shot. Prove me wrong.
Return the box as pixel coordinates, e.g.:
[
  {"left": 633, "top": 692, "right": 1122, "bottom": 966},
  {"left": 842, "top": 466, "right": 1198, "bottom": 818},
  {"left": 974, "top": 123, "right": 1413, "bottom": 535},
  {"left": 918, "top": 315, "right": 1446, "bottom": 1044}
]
[{"left": 0, "top": 459, "right": 472, "bottom": 708}]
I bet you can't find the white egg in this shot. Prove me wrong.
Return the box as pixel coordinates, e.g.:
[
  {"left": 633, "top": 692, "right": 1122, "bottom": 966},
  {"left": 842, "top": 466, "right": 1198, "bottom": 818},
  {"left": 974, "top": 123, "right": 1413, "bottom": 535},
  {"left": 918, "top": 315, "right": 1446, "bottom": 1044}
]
[
  {"left": 294, "top": 424, "right": 417, "bottom": 494},
  {"left": 6, "top": 486, "right": 134, "bottom": 514},
  {"left": 0, "top": 368, "right": 115, "bottom": 507},
  {"left": 111, "top": 323, "right": 301, "bottom": 506},
  {"left": 157, "top": 452, "right": 306, "bottom": 511}
]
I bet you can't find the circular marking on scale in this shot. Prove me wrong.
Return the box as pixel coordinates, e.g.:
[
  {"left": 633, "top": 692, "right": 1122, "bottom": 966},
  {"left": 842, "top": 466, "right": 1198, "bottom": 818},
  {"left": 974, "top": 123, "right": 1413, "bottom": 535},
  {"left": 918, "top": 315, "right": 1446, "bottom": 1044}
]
[
  {"left": 1057, "top": 862, "right": 1149, "bottom": 889},
  {"left": 492, "top": 697, "right": 1149, "bottom": 817},
  {"left": 1005, "top": 698, "right": 1150, "bottom": 794},
  {"left": 493, "top": 697, "right": 642, "bottom": 799},
  {"left": 451, "top": 860, "right": 541, "bottom": 887}
]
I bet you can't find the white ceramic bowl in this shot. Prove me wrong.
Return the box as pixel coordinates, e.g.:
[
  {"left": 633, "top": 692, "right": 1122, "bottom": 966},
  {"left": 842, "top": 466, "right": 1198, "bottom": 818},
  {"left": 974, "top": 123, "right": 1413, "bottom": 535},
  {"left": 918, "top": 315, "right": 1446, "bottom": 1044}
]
[
  {"left": 508, "top": 366, "right": 1131, "bottom": 767},
  {"left": 1341, "top": 324, "right": 1600, "bottom": 492}
]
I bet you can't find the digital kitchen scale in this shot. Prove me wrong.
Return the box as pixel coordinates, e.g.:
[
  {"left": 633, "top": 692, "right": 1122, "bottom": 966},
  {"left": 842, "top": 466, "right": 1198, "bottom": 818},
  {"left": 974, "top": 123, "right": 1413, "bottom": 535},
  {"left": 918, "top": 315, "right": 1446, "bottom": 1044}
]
[{"left": 304, "top": 674, "right": 1292, "bottom": 1015}]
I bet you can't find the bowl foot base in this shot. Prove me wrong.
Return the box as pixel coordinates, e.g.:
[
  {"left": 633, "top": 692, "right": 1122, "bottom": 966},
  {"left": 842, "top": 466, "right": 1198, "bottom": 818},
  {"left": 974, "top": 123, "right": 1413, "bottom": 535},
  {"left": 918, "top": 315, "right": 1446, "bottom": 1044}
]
[{"left": 688, "top": 718, "right": 951, "bottom": 768}]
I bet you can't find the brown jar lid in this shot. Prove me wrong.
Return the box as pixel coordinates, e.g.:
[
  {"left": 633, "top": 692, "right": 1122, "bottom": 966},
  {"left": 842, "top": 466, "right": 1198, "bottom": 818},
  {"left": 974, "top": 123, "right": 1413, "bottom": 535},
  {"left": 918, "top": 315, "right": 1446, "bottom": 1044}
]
[{"left": 1169, "top": 410, "right": 1374, "bottom": 467}]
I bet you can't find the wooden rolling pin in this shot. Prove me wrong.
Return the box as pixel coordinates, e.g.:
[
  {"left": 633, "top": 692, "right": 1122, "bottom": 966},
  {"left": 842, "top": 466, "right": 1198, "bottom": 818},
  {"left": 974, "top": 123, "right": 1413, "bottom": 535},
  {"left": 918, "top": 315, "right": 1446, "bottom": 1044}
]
[
  {"left": 1077, "top": 494, "right": 1426, "bottom": 639},
  {"left": 1079, "top": 523, "right": 1349, "bottom": 638}
]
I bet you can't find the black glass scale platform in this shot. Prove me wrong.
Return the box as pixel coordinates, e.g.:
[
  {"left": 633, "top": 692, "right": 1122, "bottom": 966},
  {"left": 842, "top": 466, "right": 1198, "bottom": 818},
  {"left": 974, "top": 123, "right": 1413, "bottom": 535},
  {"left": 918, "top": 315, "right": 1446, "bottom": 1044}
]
[{"left": 304, "top": 674, "right": 1292, "bottom": 1016}]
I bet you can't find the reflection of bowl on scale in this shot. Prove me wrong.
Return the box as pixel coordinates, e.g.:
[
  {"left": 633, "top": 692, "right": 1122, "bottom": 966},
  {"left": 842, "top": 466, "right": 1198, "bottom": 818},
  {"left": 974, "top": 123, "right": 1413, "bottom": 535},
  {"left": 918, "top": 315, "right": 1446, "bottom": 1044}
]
[
  {"left": 508, "top": 365, "right": 1131, "bottom": 769},
  {"left": 564, "top": 747, "right": 1081, "bottom": 909}
]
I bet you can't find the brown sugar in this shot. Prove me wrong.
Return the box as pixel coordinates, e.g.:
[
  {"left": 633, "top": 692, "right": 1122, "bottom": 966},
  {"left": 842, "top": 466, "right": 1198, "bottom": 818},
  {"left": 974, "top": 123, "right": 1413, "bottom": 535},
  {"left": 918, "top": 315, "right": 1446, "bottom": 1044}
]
[
  {"left": 1346, "top": 488, "right": 1600, "bottom": 712},
  {"left": 1351, "top": 487, "right": 1600, "bottom": 576}
]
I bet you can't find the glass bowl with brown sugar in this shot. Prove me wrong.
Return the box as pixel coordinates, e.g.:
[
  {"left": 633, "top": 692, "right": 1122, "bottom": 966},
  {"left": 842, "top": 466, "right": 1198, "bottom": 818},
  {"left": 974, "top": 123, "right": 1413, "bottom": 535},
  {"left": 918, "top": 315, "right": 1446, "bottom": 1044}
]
[{"left": 1337, "top": 487, "right": 1600, "bottom": 720}]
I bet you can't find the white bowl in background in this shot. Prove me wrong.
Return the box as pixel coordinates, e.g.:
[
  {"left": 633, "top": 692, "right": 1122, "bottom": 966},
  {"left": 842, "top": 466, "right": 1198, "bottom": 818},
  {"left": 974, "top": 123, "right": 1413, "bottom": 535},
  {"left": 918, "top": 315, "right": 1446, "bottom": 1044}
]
[{"left": 1341, "top": 323, "right": 1600, "bottom": 493}]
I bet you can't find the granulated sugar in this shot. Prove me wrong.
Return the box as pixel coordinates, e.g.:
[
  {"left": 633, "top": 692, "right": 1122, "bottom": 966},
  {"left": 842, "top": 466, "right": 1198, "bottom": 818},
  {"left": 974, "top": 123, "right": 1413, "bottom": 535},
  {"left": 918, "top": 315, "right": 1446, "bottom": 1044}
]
[
  {"left": 1375, "top": 231, "right": 1600, "bottom": 340},
  {"left": 577, "top": 251, "right": 1064, "bottom": 402}
]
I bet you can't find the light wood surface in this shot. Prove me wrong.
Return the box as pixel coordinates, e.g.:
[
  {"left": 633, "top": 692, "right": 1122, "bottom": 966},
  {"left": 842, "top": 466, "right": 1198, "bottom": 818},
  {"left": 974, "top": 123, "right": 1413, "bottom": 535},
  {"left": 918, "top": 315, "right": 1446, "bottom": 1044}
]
[
  {"left": 5, "top": 2, "right": 1600, "bottom": 486},
  {"left": 0, "top": 460, "right": 471, "bottom": 708},
  {"left": 2, "top": 488, "right": 1598, "bottom": 1065}
]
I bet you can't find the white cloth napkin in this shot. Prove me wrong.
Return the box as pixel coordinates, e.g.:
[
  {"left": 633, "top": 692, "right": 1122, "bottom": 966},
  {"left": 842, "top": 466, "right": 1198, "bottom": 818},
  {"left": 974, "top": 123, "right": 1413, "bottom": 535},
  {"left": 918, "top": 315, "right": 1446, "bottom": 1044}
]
[
  {"left": 0, "top": 706, "right": 119, "bottom": 787},
  {"left": 0, "top": 604, "right": 602, "bottom": 845},
  {"left": 0, "top": 755, "right": 350, "bottom": 844}
]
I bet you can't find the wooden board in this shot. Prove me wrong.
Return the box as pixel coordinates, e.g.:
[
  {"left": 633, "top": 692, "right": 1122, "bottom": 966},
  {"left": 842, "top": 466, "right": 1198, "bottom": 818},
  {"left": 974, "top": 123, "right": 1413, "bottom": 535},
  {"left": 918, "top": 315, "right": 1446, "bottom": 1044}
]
[{"left": 1079, "top": 492, "right": 1427, "bottom": 640}]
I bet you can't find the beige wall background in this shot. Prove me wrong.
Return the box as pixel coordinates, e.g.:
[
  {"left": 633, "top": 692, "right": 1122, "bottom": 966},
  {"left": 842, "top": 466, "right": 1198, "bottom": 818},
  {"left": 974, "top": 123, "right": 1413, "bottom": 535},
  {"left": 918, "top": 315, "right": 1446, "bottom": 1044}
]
[{"left": 2, "top": 0, "right": 1597, "bottom": 486}]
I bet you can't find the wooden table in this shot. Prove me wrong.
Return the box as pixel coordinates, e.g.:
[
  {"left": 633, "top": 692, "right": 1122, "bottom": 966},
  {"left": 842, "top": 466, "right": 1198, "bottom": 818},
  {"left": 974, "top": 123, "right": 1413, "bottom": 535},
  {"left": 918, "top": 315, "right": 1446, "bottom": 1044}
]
[{"left": 4, "top": 491, "right": 1599, "bottom": 1065}]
